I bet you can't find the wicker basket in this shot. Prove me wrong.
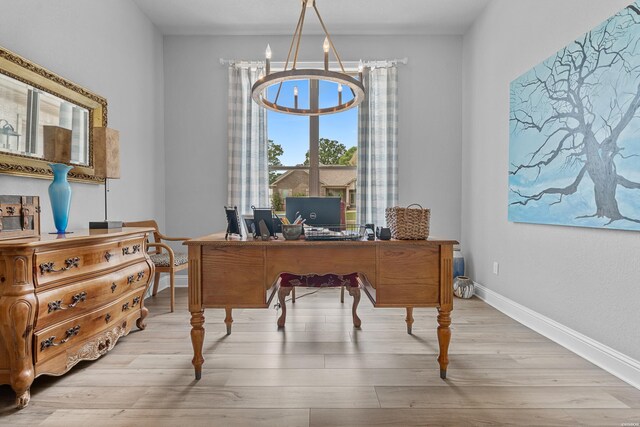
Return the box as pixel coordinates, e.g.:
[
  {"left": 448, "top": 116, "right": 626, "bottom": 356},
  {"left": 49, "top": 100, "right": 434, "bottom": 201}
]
[{"left": 385, "top": 204, "right": 430, "bottom": 240}]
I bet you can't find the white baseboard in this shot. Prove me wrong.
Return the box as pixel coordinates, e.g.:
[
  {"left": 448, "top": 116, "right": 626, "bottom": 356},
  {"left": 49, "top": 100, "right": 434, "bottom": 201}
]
[{"left": 474, "top": 283, "right": 640, "bottom": 390}]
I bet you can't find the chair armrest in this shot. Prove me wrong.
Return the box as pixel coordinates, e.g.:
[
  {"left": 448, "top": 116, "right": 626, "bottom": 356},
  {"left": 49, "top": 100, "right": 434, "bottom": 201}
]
[
  {"left": 147, "top": 242, "right": 174, "bottom": 265},
  {"left": 157, "top": 232, "right": 190, "bottom": 242}
]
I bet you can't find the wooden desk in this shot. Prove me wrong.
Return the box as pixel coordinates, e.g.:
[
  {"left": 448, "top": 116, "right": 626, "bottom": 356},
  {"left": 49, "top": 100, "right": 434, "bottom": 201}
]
[{"left": 185, "top": 233, "right": 457, "bottom": 380}]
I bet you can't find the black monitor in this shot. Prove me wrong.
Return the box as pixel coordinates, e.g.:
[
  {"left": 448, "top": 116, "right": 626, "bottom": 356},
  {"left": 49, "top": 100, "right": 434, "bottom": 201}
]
[{"left": 285, "top": 197, "right": 341, "bottom": 226}]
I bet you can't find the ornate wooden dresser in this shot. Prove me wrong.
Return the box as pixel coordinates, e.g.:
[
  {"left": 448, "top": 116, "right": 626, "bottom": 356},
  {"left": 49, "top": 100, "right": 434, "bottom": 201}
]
[{"left": 0, "top": 227, "right": 154, "bottom": 408}]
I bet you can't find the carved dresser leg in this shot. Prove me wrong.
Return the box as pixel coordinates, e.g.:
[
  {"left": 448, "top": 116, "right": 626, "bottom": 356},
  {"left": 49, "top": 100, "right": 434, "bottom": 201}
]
[
  {"left": 348, "top": 287, "right": 361, "bottom": 328},
  {"left": 136, "top": 306, "right": 149, "bottom": 330},
  {"left": 0, "top": 255, "right": 37, "bottom": 409},
  {"left": 15, "top": 389, "right": 30, "bottom": 409},
  {"left": 277, "top": 287, "right": 292, "bottom": 328}
]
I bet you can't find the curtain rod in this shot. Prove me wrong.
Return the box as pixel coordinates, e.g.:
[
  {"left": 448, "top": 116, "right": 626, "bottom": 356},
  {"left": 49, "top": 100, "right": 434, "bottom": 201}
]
[{"left": 219, "top": 57, "right": 408, "bottom": 67}]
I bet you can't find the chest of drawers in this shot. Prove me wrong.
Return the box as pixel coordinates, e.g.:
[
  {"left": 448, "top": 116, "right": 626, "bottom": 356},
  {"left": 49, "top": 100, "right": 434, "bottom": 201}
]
[{"left": 0, "top": 227, "right": 154, "bottom": 408}]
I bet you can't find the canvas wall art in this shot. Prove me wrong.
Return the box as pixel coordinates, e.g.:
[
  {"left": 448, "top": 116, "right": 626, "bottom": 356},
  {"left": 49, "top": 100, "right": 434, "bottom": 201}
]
[{"left": 509, "top": 1, "right": 640, "bottom": 231}]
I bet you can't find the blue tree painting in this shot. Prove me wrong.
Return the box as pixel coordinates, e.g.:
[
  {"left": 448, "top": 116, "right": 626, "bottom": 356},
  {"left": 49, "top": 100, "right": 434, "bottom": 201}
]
[{"left": 509, "top": 2, "right": 640, "bottom": 231}]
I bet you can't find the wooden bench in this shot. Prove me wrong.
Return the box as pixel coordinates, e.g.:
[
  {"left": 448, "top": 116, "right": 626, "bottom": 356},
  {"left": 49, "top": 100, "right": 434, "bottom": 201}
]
[{"left": 277, "top": 273, "right": 361, "bottom": 328}]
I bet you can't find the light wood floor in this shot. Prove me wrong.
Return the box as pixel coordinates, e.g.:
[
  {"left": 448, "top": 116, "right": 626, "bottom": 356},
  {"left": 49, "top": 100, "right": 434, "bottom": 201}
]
[{"left": 1, "top": 287, "right": 639, "bottom": 426}]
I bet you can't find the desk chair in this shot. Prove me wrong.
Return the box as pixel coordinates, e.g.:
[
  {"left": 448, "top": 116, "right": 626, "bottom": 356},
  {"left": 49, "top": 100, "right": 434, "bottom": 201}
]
[
  {"left": 278, "top": 273, "right": 361, "bottom": 328},
  {"left": 123, "top": 220, "right": 189, "bottom": 312}
]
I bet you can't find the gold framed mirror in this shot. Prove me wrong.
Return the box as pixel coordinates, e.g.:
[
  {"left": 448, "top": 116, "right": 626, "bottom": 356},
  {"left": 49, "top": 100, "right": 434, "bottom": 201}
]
[{"left": 0, "top": 45, "right": 107, "bottom": 183}]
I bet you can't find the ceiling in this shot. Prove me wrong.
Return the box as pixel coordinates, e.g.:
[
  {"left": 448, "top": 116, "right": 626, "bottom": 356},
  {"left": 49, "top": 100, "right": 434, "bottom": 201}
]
[{"left": 132, "top": 0, "right": 492, "bottom": 36}]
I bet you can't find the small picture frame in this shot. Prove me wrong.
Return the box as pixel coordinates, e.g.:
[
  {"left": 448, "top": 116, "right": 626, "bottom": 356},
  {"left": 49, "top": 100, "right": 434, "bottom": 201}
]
[
  {"left": 251, "top": 206, "right": 277, "bottom": 239},
  {"left": 224, "top": 206, "right": 242, "bottom": 240}
]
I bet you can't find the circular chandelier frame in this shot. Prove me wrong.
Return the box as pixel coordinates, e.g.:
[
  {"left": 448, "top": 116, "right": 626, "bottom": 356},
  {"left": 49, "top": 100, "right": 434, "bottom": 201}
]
[
  {"left": 251, "top": 0, "right": 365, "bottom": 116},
  {"left": 252, "top": 69, "right": 364, "bottom": 116}
]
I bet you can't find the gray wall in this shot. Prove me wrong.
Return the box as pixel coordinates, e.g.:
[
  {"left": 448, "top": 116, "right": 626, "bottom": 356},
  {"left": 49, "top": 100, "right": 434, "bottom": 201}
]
[
  {"left": 0, "top": 0, "right": 165, "bottom": 231},
  {"left": 462, "top": 0, "right": 640, "bottom": 360},
  {"left": 163, "top": 35, "right": 463, "bottom": 240}
]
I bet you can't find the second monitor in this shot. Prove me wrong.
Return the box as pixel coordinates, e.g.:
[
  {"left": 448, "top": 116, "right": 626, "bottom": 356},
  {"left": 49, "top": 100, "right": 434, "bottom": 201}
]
[{"left": 285, "top": 197, "right": 341, "bottom": 226}]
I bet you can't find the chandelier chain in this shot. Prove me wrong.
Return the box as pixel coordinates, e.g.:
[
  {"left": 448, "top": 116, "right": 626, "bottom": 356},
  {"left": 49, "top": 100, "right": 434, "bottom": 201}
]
[
  {"left": 292, "top": 0, "right": 308, "bottom": 71},
  {"left": 275, "top": 2, "right": 307, "bottom": 105},
  {"left": 312, "top": 2, "right": 346, "bottom": 74}
]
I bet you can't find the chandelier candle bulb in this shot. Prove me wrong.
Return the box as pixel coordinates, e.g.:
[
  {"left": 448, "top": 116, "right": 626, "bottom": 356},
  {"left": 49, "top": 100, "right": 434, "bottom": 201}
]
[
  {"left": 265, "top": 44, "right": 272, "bottom": 76},
  {"left": 338, "top": 83, "right": 342, "bottom": 105},
  {"left": 358, "top": 60, "right": 364, "bottom": 81},
  {"left": 294, "top": 86, "right": 299, "bottom": 109},
  {"left": 323, "top": 37, "right": 330, "bottom": 71}
]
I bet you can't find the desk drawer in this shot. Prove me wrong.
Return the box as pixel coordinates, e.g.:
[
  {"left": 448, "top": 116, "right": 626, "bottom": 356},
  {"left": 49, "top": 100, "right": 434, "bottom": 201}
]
[
  {"left": 34, "top": 236, "right": 146, "bottom": 288},
  {"left": 376, "top": 245, "right": 440, "bottom": 306},
  {"left": 36, "top": 261, "right": 151, "bottom": 330},
  {"left": 202, "top": 246, "right": 265, "bottom": 307},
  {"left": 34, "top": 290, "right": 145, "bottom": 364}
]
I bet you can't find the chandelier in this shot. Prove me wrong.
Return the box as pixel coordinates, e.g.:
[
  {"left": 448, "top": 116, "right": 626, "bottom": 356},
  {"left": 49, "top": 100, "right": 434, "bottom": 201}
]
[{"left": 251, "top": 0, "right": 365, "bottom": 116}]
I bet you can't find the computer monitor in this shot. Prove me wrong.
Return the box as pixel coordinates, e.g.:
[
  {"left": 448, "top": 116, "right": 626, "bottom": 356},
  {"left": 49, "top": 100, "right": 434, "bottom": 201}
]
[{"left": 285, "top": 197, "right": 341, "bottom": 226}]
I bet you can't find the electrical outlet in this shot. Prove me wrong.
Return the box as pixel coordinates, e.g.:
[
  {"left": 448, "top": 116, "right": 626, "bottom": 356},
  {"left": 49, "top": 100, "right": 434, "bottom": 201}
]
[{"left": 493, "top": 261, "right": 499, "bottom": 275}]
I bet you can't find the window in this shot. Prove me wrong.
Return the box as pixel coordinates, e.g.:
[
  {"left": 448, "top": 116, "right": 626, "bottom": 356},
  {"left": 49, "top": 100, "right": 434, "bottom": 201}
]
[{"left": 268, "top": 76, "right": 358, "bottom": 224}]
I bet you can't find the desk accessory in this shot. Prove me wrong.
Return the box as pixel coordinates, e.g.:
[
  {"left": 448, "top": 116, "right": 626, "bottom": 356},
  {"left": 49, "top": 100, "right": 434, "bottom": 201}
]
[
  {"left": 258, "top": 220, "right": 271, "bottom": 241},
  {"left": 282, "top": 224, "right": 303, "bottom": 240},
  {"left": 304, "top": 224, "right": 364, "bottom": 241},
  {"left": 251, "top": 206, "right": 277, "bottom": 238},
  {"left": 90, "top": 128, "right": 122, "bottom": 229},
  {"left": 385, "top": 204, "right": 430, "bottom": 240},
  {"left": 365, "top": 227, "right": 375, "bottom": 241},
  {"left": 376, "top": 227, "right": 391, "bottom": 240},
  {"left": 0, "top": 195, "right": 40, "bottom": 240},
  {"left": 224, "top": 206, "right": 242, "bottom": 239}
]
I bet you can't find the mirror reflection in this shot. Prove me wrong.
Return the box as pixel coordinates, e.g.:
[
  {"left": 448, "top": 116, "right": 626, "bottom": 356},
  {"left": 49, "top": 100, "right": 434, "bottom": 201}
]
[{"left": 0, "top": 72, "right": 89, "bottom": 165}]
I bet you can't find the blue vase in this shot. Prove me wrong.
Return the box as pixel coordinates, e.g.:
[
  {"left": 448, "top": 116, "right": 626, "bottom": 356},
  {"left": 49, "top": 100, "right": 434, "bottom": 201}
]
[
  {"left": 453, "top": 248, "right": 465, "bottom": 279},
  {"left": 48, "top": 163, "right": 73, "bottom": 234}
]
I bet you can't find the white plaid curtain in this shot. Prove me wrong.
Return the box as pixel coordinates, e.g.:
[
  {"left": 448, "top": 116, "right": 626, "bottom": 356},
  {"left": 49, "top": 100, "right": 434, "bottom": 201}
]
[
  {"left": 227, "top": 64, "right": 270, "bottom": 215},
  {"left": 357, "top": 65, "right": 399, "bottom": 227}
]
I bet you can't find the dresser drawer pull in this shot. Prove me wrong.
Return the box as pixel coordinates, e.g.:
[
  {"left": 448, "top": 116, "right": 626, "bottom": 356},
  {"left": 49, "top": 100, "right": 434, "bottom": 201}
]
[
  {"left": 132, "top": 296, "right": 141, "bottom": 306},
  {"left": 47, "top": 292, "right": 87, "bottom": 313},
  {"left": 122, "top": 302, "right": 130, "bottom": 311},
  {"left": 122, "top": 244, "right": 141, "bottom": 256},
  {"left": 40, "top": 325, "right": 81, "bottom": 351},
  {"left": 105, "top": 251, "right": 113, "bottom": 262},
  {"left": 127, "top": 275, "right": 135, "bottom": 284},
  {"left": 69, "top": 292, "right": 87, "bottom": 307},
  {"left": 39, "top": 257, "right": 80, "bottom": 275},
  {"left": 137, "top": 271, "right": 145, "bottom": 281},
  {"left": 111, "top": 282, "right": 117, "bottom": 293},
  {"left": 105, "top": 313, "right": 112, "bottom": 323}
]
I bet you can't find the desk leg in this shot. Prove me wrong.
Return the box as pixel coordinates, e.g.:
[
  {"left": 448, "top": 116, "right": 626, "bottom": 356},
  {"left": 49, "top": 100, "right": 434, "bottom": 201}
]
[
  {"left": 405, "top": 307, "right": 414, "bottom": 335},
  {"left": 224, "top": 307, "right": 233, "bottom": 335},
  {"left": 190, "top": 310, "right": 205, "bottom": 380},
  {"left": 437, "top": 308, "right": 451, "bottom": 379},
  {"left": 277, "top": 287, "right": 292, "bottom": 328},
  {"left": 348, "top": 287, "right": 361, "bottom": 328}
]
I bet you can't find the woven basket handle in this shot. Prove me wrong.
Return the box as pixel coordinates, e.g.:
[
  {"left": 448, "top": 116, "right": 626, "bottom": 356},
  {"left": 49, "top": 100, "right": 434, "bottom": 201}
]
[{"left": 404, "top": 203, "right": 424, "bottom": 220}]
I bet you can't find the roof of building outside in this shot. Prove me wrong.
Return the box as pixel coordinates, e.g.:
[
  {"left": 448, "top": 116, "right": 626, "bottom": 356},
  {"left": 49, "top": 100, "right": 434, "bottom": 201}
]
[{"left": 270, "top": 167, "right": 356, "bottom": 188}]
